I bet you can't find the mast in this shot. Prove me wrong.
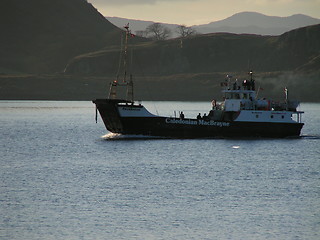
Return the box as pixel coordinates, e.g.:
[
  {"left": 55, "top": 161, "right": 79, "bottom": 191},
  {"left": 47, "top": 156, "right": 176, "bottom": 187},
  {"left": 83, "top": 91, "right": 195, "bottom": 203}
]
[
  {"left": 108, "top": 23, "right": 134, "bottom": 102},
  {"left": 123, "top": 23, "right": 129, "bottom": 83}
]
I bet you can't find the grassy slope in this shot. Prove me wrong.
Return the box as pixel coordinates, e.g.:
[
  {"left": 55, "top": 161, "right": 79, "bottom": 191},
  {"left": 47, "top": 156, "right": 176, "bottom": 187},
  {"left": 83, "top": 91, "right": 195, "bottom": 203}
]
[{"left": 65, "top": 24, "right": 320, "bottom": 76}]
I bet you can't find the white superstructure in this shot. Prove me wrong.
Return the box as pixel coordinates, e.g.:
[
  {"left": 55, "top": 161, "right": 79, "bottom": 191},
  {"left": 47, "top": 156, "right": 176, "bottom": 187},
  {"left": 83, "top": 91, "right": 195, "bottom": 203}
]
[{"left": 213, "top": 72, "right": 303, "bottom": 124}]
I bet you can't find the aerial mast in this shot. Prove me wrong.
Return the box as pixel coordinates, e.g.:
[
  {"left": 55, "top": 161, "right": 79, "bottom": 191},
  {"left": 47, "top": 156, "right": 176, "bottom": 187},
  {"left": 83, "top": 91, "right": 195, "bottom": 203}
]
[
  {"left": 108, "top": 23, "right": 134, "bottom": 102},
  {"left": 123, "top": 23, "right": 129, "bottom": 83}
]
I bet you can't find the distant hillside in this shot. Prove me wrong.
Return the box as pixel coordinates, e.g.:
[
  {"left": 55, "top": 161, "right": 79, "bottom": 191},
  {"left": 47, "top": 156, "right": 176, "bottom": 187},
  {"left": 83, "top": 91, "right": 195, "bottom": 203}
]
[
  {"left": 65, "top": 24, "right": 320, "bottom": 76},
  {"left": 2, "top": 24, "right": 320, "bottom": 101},
  {"left": 108, "top": 12, "right": 320, "bottom": 37},
  {"left": 1, "top": 5, "right": 320, "bottom": 101},
  {"left": 195, "top": 12, "right": 320, "bottom": 35},
  {"left": 0, "top": 0, "right": 144, "bottom": 74}
]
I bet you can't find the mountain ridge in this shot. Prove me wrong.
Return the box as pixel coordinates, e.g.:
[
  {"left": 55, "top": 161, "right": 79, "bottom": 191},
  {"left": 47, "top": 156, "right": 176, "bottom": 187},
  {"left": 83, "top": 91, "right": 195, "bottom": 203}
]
[
  {"left": 198, "top": 12, "right": 320, "bottom": 28},
  {"left": 107, "top": 12, "right": 320, "bottom": 36}
]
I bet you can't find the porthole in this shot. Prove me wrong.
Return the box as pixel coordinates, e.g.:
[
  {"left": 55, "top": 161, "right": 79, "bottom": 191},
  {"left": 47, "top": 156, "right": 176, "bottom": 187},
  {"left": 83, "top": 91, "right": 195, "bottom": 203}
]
[
  {"left": 271, "top": 115, "right": 274, "bottom": 118},
  {"left": 256, "top": 115, "right": 259, "bottom": 118},
  {"left": 282, "top": 115, "right": 284, "bottom": 119}
]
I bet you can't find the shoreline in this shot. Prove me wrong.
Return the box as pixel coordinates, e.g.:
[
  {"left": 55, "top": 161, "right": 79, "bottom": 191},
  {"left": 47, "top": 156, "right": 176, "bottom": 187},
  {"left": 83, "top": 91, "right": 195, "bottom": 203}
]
[{"left": 1, "top": 72, "right": 319, "bottom": 102}]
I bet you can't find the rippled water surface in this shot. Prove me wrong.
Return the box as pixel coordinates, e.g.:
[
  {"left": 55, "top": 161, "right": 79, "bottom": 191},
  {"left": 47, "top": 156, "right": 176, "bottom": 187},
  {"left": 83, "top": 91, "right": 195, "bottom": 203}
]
[{"left": 1, "top": 101, "right": 319, "bottom": 239}]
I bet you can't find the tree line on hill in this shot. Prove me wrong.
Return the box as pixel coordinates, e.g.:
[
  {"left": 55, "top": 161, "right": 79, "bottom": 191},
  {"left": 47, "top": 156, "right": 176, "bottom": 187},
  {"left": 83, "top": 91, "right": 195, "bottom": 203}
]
[{"left": 135, "top": 23, "right": 196, "bottom": 40}]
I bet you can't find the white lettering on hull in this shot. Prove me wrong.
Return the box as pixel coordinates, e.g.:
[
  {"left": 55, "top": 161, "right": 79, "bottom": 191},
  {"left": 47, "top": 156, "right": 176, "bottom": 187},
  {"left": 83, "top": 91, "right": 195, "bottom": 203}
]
[{"left": 165, "top": 118, "right": 230, "bottom": 127}]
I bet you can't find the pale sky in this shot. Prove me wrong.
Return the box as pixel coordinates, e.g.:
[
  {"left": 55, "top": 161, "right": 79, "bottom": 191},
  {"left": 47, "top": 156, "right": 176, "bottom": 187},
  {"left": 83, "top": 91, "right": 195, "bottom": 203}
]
[{"left": 88, "top": 0, "right": 320, "bottom": 25}]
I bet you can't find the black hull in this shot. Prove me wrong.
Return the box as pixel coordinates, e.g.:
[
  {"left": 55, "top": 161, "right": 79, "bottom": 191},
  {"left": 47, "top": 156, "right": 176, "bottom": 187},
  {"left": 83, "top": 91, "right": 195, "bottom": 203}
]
[
  {"left": 93, "top": 99, "right": 304, "bottom": 139},
  {"left": 119, "top": 118, "right": 303, "bottom": 138}
]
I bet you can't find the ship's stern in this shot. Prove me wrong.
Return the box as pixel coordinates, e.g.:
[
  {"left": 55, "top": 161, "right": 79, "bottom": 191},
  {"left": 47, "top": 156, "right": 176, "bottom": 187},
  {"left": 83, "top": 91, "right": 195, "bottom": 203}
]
[{"left": 92, "top": 99, "right": 131, "bottom": 133}]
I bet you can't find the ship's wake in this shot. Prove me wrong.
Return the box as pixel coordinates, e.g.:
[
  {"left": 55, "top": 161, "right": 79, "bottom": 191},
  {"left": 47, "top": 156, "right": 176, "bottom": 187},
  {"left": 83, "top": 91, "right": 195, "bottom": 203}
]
[
  {"left": 101, "top": 133, "right": 167, "bottom": 140},
  {"left": 101, "top": 133, "right": 320, "bottom": 140},
  {"left": 300, "top": 134, "right": 320, "bottom": 140}
]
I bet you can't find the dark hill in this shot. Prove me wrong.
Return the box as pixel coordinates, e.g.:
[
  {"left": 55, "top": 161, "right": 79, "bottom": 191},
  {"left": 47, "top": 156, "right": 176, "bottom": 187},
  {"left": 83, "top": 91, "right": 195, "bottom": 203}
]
[
  {"left": 270, "top": 24, "right": 320, "bottom": 70},
  {"left": 65, "top": 24, "right": 320, "bottom": 75},
  {"left": 0, "top": 0, "right": 134, "bottom": 73}
]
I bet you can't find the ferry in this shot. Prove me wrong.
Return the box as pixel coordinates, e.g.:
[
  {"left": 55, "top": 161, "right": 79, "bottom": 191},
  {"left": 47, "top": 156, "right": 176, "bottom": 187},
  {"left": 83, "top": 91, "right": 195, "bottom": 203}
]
[{"left": 92, "top": 25, "right": 304, "bottom": 138}]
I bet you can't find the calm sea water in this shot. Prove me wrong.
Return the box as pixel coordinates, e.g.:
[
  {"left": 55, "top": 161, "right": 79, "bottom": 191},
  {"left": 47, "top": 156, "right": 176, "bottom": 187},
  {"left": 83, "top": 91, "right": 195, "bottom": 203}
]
[{"left": 1, "top": 101, "right": 319, "bottom": 240}]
